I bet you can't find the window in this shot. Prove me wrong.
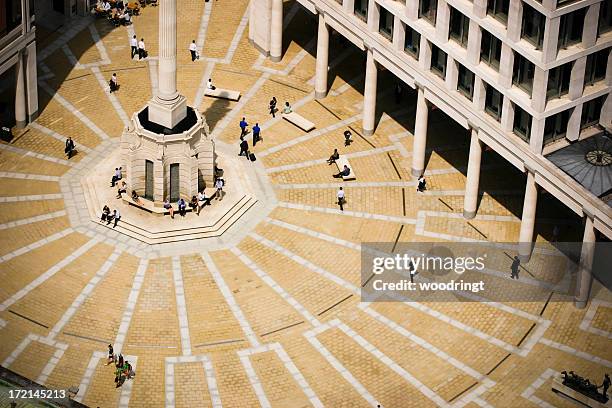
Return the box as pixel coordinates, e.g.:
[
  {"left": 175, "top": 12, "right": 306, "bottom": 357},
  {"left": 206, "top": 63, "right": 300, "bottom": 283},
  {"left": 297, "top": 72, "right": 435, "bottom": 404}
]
[
  {"left": 581, "top": 96, "right": 605, "bottom": 128},
  {"left": 480, "top": 30, "right": 502, "bottom": 69},
  {"left": 512, "top": 53, "right": 535, "bottom": 95},
  {"left": 404, "top": 26, "right": 420, "bottom": 57},
  {"left": 419, "top": 0, "right": 438, "bottom": 24},
  {"left": 521, "top": 4, "right": 545, "bottom": 49},
  {"left": 457, "top": 64, "right": 475, "bottom": 99},
  {"left": 379, "top": 7, "right": 394, "bottom": 40},
  {"left": 485, "top": 85, "right": 503, "bottom": 121},
  {"left": 449, "top": 8, "right": 469, "bottom": 47},
  {"left": 584, "top": 48, "right": 609, "bottom": 86},
  {"left": 487, "top": 0, "right": 509, "bottom": 23},
  {"left": 513, "top": 106, "right": 532, "bottom": 141},
  {"left": 430, "top": 44, "right": 447, "bottom": 78},
  {"left": 600, "top": 0, "right": 612, "bottom": 36},
  {"left": 544, "top": 110, "right": 570, "bottom": 144},
  {"left": 0, "top": 0, "right": 23, "bottom": 38},
  {"left": 354, "top": 0, "right": 368, "bottom": 21},
  {"left": 546, "top": 62, "right": 572, "bottom": 100},
  {"left": 558, "top": 9, "right": 585, "bottom": 49}
]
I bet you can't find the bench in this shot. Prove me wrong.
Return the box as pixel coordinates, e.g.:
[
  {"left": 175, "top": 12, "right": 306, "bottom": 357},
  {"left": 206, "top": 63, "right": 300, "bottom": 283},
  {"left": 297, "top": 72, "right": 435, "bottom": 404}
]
[
  {"left": 204, "top": 88, "right": 241, "bottom": 101},
  {"left": 335, "top": 155, "right": 356, "bottom": 181},
  {"left": 121, "top": 188, "right": 216, "bottom": 216},
  {"left": 282, "top": 112, "right": 315, "bottom": 132}
]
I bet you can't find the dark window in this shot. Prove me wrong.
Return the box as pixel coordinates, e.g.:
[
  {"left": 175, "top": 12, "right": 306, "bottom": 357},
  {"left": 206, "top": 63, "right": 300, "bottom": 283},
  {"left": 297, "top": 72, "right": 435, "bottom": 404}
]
[
  {"left": 379, "top": 7, "right": 394, "bottom": 40},
  {"left": 544, "top": 110, "right": 570, "bottom": 144},
  {"left": 546, "top": 62, "right": 572, "bottom": 100},
  {"left": 449, "top": 8, "right": 469, "bottom": 47},
  {"left": 485, "top": 84, "right": 503, "bottom": 121},
  {"left": 354, "top": 0, "right": 368, "bottom": 22},
  {"left": 600, "top": 0, "right": 612, "bottom": 36},
  {"left": 584, "top": 48, "right": 609, "bottom": 86},
  {"left": 457, "top": 64, "right": 475, "bottom": 99},
  {"left": 521, "top": 4, "right": 545, "bottom": 49},
  {"left": 487, "top": 0, "right": 509, "bottom": 23},
  {"left": 430, "top": 44, "right": 447, "bottom": 78},
  {"left": 513, "top": 105, "right": 532, "bottom": 141},
  {"left": 512, "top": 53, "right": 535, "bottom": 95},
  {"left": 581, "top": 96, "right": 605, "bottom": 128},
  {"left": 558, "top": 9, "right": 585, "bottom": 49},
  {"left": 404, "top": 25, "right": 420, "bottom": 57},
  {"left": 480, "top": 30, "right": 502, "bottom": 69},
  {"left": 0, "top": 0, "right": 23, "bottom": 38},
  {"left": 419, "top": 0, "right": 438, "bottom": 24}
]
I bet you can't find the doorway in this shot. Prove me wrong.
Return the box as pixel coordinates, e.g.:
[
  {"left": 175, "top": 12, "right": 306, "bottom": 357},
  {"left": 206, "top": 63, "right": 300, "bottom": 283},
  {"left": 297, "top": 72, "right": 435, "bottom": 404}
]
[
  {"left": 145, "top": 160, "right": 153, "bottom": 200},
  {"left": 169, "top": 163, "right": 180, "bottom": 201}
]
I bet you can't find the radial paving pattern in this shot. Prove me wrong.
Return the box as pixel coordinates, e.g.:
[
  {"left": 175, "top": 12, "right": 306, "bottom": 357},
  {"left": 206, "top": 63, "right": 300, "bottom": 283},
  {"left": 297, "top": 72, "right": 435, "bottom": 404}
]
[{"left": 0, "top": 2, "right": 611, "bottom": 407}]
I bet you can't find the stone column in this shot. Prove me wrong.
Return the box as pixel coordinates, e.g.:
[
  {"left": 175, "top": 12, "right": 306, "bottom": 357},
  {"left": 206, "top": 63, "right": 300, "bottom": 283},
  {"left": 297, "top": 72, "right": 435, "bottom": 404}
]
[
  {"left": 15, "top": 54, "right": 26, "bottom": 128},
  {"left": 575, "top": 214, "right": 596, "bottom": 309},
  {"left": 464, "top": 129, "right": 483, "bottom": 219},
  {"left": 362, "top": 48, "right": 378, "bottom": 136},
  {"left": 25, "top": 42, "right": 38, "bottom": 122},
  {"left": 315, "top": 14, "right": 330, "bottom": 99},
  {"left": 270, "top": 0, "right": 283, "bottom": 62},
  {"left": 518, "top": 170, "right": 538, "bottom": 262},
  {"left": 411, "top": 87, "right": 428, "bottom": 176}
]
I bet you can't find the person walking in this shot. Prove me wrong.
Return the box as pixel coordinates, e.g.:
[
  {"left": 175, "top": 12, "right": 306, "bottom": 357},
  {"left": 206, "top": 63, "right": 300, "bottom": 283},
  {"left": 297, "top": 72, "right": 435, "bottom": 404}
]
[
  {"left": 252, "top": 123, "right": 261, "bottom": 146},
  {"left": 65, "top": 137, "right": 75, "bottom": 159},
  {"left": 206, "top": 78, "right": 215, "bottom": 90},
  {"left": 337, "top": 187, "right": 345, "bottom": 211},
  {"left": 510, "top": 256, "right": 520, "bottom": 279},
  {"left": 269, "top": 97, "right": 277, "bottom": 118},
  {"left": 130, "top": 35, "right": 138, "bottom": 59},
  {"left": 189, "top": 40, "right": 198, "bottom": 61},
  {"left": 344, "top": 130, "right": 352, "bottom": 146},
  {"left": 239, "top": 138, "right": 249, "bottom": 157},
  {"left": 109, "top": 73, "right": 119, "bottom": 93},
  {"left": 215, "top": 177, "right": 224, "bottom": 200},
  {"left": 106, "top": 344, "right": 114, "bottom": 365},
  {"left": 138, "top": 38, "right": 146, "bottom": 60},
  {"left": 239, "top": 117, "right": 248, "bottom": 137}
]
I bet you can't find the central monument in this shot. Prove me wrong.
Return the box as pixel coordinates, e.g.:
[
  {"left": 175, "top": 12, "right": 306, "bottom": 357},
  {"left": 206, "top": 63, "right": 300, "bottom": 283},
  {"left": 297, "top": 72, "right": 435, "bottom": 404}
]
[{"left": 120, "top": 0, "right": 214, "bottom": 204}]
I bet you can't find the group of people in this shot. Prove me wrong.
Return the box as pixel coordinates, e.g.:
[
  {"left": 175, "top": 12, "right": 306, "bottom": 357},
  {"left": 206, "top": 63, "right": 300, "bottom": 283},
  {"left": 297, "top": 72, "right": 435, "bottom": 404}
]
[
  {"left": 162, "top": 181, "right": 223, "bottom": 219},
  {"left": 94, "top": 1, "right": 138, "bottom": 23},
  {"left": 99, "top": 167, "right": 123, "bottom": 227},
  {"left": 106, "top": 344, "right": 134, "bottom": 388}
]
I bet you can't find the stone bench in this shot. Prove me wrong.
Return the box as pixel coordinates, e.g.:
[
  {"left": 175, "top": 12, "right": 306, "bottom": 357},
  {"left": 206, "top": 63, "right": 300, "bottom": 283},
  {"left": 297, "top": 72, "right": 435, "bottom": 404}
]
[
  {"left": 121, "top": 188, "right": 216, "bottom": 215},
  {"left": 282, "top": 112, "right": 315, "bottom": 132},
  {"left": 335, "top": 156, "right": 356, "bottom": 181},
  {"left": 204, "top": 88, "right": 241, "bottom": 101}
]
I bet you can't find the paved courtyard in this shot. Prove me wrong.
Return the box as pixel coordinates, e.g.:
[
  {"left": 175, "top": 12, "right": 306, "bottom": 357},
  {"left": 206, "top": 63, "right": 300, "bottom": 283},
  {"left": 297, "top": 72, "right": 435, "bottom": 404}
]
[{"left": 0, "top": 1, "right": 611, "bottom": 407}]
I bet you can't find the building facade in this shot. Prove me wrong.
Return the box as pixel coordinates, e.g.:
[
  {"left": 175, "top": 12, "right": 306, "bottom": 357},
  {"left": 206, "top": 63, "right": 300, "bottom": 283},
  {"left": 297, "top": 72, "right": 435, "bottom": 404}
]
[
  {"left": 0, "top": 0, "right": 38, "bottom": 128},
  {"left": 249, "top": 0, "right": 612, "bottom": 307}
]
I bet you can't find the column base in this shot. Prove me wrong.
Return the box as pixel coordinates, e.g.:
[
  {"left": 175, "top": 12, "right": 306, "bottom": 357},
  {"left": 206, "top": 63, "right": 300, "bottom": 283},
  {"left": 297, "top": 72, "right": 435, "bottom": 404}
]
[
  {"left": 251, "top": 41, "right": 270, "bottom": 57},
  {"left": 411, "top": 168, "right": 423, "bottom": 177},
  {"left": 363, "top": 128, "right": 374, "bottom": 137},
  {"left": 315, "top": 90, "right": 327, "bottom": 99},
  {"left": 463, "top": 209, "right": 476, "bottom": 219},
  {"left": 148, "top": 95, "right": 187, "bottom": 129},
  {"left": 270, "top": 54, "right": 282, "bottom": 62},
  {"left": 518, "top": 242, "right": 533, "bottom": 263},
  {"left": 573, "top": 298, "right": 588, "bottom": 309},
  {"left": 28, "top": 111, "right": 39, "bottom": 122},
  {"left": 16, "top": 120, "right": 27, "bottom": 129}
]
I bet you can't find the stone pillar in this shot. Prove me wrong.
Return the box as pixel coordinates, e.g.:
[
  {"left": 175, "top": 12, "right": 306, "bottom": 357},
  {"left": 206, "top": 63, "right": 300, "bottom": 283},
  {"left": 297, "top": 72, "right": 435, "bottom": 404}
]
[
  {"left": 531, "top": 67, "right": 547, "bottom": 112},
  {"left": 362, "top": 48, "right": 378, "bottom": 136},
  {"left": 412, "top": 87, "right": 428, "bottom": 176},
  {"left": 25, "top": 42, "right": 38, "bottom": 122},
  {"left": 270, "top": 0, "right": 283, "bottom": 62},
  {"left": 542, "top": 17, "right": 560, "bottom": 63},
  {"left": 464, "top": 129, "right": 483, "bottom": 219},
  {"left": 518, "top": 170, "right": 538, "bottom": 262},
  {"left": 15, "top": 54, "right": 26, "bottom": 128},
  {"left": 507, "top": 0, "right": 523, "bottom": 42},
  {"left": 582, "top": 3, "right": 600, "bottom": 49},
  {"left": 249, "top": 0, "right": 256, "bottom": 42},
  {"left": 315, "top": 14, "right": 330, "bottom": 99},
  {"left": 575, "top": 214, "right": 596, "bottom": 308}
]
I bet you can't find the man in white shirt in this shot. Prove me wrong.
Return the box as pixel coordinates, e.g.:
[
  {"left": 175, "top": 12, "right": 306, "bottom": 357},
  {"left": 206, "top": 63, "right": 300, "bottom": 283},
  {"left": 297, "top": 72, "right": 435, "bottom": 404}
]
[
  {"left": 138, "top": 38, "right": 146, "bottom": 60},
  {"left": 189, "top": 40, "right": 198, "bottom": 62},
  {"left": 197, "top": 190, "right": 211, "bottom": 215},
  {"left": 337, "top": 187, "right": 345, "bottom": 211},
  {"left": 130, "top": 35, "right": 137, "bottom": 59},
  {"left": 103, "top": 1, "right": 111, "bottom": 12},
  {"left": 123, "top": 12, "right": 131, "bottom": 25},
  {"left": 207, "top": 78, "right": 215, "bottom": 90}
]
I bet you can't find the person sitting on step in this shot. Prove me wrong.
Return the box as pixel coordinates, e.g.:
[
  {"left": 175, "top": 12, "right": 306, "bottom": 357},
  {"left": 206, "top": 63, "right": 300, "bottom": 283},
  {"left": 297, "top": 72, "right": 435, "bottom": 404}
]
[{"left": 327, "top": 148, "right": 339, "bottom": 165}]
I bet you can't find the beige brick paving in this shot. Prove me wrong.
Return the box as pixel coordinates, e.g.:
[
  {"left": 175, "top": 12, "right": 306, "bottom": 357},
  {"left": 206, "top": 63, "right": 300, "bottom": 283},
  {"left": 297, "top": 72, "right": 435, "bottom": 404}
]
[
  {"left": 174, "top": 361, "right": 212, "bottom": 408},
  {"left": 45, "top": 343, "right": 100, "bottom": 391},
  {"left": 202, "top": 0, "right": 248, "bottom": 59},
  {"left": 0, "top": 218, "right": 74, "bottom": 259},
  {"left": 12, "top": 127, "right": 79, "bottom": 161},
  {"left": 0, "top": 200, "right": 64, "bottom": 224},
  {"left": 82, "top": 358, "right": 124, "bottom": 408},
  {"left": 0, "top": 178, "right": 61, "bottom": 197},
  {"left": 126, "top": 353, "right": 166, "bottom": 408},
  {"left": 0, "top": 149, "right": 70, "bottom": 176},
  {"left": 9, "top": 341, "right": 57, "bottom": 382},
  {"left": 211, "top": 351, "right": 260, "bottom": 407},
  {"left": 591, "top": 305, "right": 612, "bottom": 332}
]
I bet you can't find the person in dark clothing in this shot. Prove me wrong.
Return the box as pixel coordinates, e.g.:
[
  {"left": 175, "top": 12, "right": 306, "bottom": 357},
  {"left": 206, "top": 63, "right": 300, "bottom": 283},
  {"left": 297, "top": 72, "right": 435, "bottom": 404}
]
[
  {"left": 65, "top": 137, "right": 75, "bottom": 159},
  {"left": 252, "top": 123, "right": 261, "bottom": 146},
  {"left": 327, "top": 148, "right": 339, "bottom": 165},
  {"left": 178, "top": 198, "right": 187, "bottom": 217},
  {"left": 101, "top": 205, "right": 111, "bottom": 223},
  {"left": 269, "top": 97, "right": 277, "bottom": 118},
  {"left": 344, "top": 130, "right": 352, "bottom": 146},
  {"left": 239, "top": 117, "right": 248, "bottom": 137},
  {"left": 239, "top": 138, "right": 249, "bottom": 157},
  {"left": 417, "top": 175, "right": 426, "bottom": 192},
  {"left": 333, "top": 165, "right": 351, "bottom": 178},
  {"left": 510, "top": 256, "right": 520, "bottom": 279}
]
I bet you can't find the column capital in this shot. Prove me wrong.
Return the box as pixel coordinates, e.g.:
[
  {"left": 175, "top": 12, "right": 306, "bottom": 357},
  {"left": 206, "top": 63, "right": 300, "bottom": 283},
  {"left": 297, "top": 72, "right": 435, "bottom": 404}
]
[
  {"left": 363, "top": 39, "right": 374, "bottom": 50},
  {"left": 583, "top": 208, "right": 595, "bottom": 220},
  {"left": 467, "top": 121, "right": 479, "bottom": 133},
  {"left": 315, "top": 5, "right": 324, "bottom": 15},
  {"left": 523, "top": 163, "right": 537, "bottom": 175}
]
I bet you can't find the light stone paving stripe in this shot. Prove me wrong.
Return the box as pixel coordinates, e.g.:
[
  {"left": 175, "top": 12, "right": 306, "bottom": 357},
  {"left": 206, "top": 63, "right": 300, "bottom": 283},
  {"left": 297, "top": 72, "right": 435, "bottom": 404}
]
[
  {"left": 91, "top": 66, "right": 131, "bottom": 128},
  {"left": 579, "top": 299, "right": 612, "bottom": 338},
  {"left": 520, "top": 368, "right": 557, "bottom": 408},
  {"left": 0, "top": 193, "right": 63, "bottom": 203},
  {"left": 36, "top": 343, "right": 68, "bottom": 385},
  {"left": 148, "top": 59, "right": 159, "bottom": 97},
  {"left": 165, "top": 359, "right": 175, "bottom": 408},
  {"left": 275, "top": 181, "right": 416, "bottom": 189},
  {"left": 61, "top": 44, "right": 79, "bottom": 68},
  {"left": 238, "top": 351, "right": 271, "bottom": 408},
  {"left": 29, "top": 122, "right": 95, "bottom": 154},
  {"left": 0, "top": 319, "right": 6, "bottom": 328},
  {"left": 88, "top": 24, "right": 111, "bottom": 65},
  {"left": 0, "top": 238, "right": 100, "bottom": 312},
  {"left": 203, "top": 356, "right": 222, "bottom": 408},
  {"left": 194, "top": 61, "right": 216, "bottom": 108},
  {"left": 195, "top": 0, "right": 213, "bottom": 55},
  {"left": 420, "top": 189, "right": 524, "bottom": 197},
  {"left": 254, "top": 41, "right": 313, "bottom": 77},
  {"left": 230, "top": 246, "right": 321, "bottom": 327},
  {"left": 258, "top": 113, "right": 361, "bottom": 158},
  {"left": 328, "top": 73, "right": 365, "bottom": 97},
  {"left": 259, "top": 92, "right": 315, "bottom": 131},
  {"left": 164, "top": 354, "right": 222, "bottom": 408},
  {"left": 201, "top": 252, "right": 260, "bottom": 347},
  {"left": 0, "top": 140, "right": 72, "bottom": 165},
  {"left": 74, "top": 351, "right": 106, "bottom": 403},
  {"left": 210, "top": 73, "right": 270, "bottom": 139},
  {"left": 538, "top": 338, "right": 612, "bottom": 368},
  {"left": 118, "top": 356, "right": 138, "bottom": 408},
  {"left": 0, "top": 228, "right": 74, "bottom": 263},
  {"left": 114, "top": 258, "right": 149, "bottom": 353},
  {"left": 172, "top": 256, "right": 192, "bottom": 356},
  {"left": 0, "top": 210, "right": 66, "bottom": 231},
  {"left": 0, "top": 171, "right": 60, "bottom": 181},
  {"left": 303, "top": 322, "right": 379, "bottom": 407},
  {"left": 265, "top": 145, "right": 398, "bottom": 173},
  {"left": 37, "top": 17, "right": 92, "bottom": 62},
  {"left": 1, "top": 334, "right": 33, "bottom": 367},
  {"left": 471, "top": 397, "right": 494, "bottom": 408},
  {"left": 39, "top": 81, "right": 110, "bottom": 141},
  {"left": 204, "top": 6, "right": 250, "bottom": 64},
  {"left": 278, "top": 201, "right": 417, "bottom": 224},
  {"left": 2, "top": 333, "right": 68, "bottom": 384}
]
